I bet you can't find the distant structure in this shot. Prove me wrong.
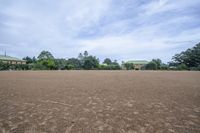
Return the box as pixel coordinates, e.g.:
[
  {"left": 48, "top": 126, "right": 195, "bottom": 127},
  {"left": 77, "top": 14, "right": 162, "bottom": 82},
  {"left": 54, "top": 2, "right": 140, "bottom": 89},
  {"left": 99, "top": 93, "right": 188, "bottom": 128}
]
[
  {"left": 0, "top": 54, "right": 26, "bottom": 65},
  {"left": 126, "top": 60, "right": 148, "bottom": 70}
]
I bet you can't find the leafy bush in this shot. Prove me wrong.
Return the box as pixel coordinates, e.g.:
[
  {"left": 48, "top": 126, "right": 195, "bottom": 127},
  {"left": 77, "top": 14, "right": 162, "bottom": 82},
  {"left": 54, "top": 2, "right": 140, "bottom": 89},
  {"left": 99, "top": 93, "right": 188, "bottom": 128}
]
[
  {"left": 160, "top": 64, "right": 169, "bottom": 70},
  {"left": 177, "top": 64, "right": 188, "bottom": 70},
  {"left": 0, "top": 61, "right": 9, "bottom": 70},
  {"left": 124, "top": 63, "right": 134, "bottom": 70},
  {"left": 145, "top": 61, "right": 157, "bottom": 70},
  {"left": 65, "top": 64, "right": 75, "bottom": 70},
  {"left": 32, "top": 63, "right": 47, "bottom": 70},
  {"left": 83, "top": 56, "right": 99, "bottom": 70}
]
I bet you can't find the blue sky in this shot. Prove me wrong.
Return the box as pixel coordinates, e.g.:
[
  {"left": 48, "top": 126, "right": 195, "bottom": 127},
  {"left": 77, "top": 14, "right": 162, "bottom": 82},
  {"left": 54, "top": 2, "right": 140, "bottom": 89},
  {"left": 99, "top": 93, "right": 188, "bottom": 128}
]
[{"left": 0, "top": 0, "right": 200, "bottom": 63}]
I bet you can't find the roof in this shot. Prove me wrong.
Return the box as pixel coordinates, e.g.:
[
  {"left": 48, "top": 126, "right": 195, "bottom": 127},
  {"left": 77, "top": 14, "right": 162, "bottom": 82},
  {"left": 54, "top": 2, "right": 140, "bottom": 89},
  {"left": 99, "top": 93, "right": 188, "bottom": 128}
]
[
  {"left": 0, "top": 55, "right": 26, "bottom": 62},
  {"left": 126, "top": 60, "right": 149, "bottom": 64}
]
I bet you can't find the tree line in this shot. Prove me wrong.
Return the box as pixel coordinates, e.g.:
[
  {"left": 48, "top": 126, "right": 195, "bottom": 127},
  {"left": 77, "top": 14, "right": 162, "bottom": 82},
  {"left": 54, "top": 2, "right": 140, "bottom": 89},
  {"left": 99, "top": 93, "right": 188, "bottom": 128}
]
[
  {"left": 122, "top": 42, "right": 200, "bottom": 71},
  {"left": 0, "top": 51, "right": 121, "bottom": 70},
  {"left": 0, "top": 42, "right": 199, "bottom": 71},
  {"left": 170, "top": 42, "right": 200, "bottom": 70}
]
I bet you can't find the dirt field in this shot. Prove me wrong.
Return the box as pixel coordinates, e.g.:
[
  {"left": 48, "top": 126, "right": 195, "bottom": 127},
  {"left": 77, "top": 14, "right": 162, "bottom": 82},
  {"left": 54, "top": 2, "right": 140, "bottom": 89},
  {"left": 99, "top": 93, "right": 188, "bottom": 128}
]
[{"left": 0, "top": 71, "right": 199, "bottom": 133}]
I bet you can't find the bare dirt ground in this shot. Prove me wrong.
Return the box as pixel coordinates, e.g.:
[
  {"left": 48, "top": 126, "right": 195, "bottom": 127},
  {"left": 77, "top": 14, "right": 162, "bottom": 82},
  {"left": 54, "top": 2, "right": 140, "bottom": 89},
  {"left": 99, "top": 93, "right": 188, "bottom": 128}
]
[{"left": 0, "top": 71, "right": 199, "bottom": 133}]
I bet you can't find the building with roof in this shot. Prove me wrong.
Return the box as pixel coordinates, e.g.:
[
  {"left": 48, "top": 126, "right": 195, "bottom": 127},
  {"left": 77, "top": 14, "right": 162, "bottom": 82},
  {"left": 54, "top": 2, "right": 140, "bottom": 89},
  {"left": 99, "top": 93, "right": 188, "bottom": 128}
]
[
  {"left": 125, "top": 60, "right": 149, "bottom": 70},
  {"left": 0, "top": 55, "right": 26, "bottom": 65}
]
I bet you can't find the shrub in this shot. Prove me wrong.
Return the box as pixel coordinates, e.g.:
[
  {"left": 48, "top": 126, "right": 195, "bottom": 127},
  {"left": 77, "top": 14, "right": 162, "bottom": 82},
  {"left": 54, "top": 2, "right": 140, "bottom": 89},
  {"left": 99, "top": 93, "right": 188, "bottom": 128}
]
[
  {"left": 65, "top": 64, "right": 75, "bottom": 70},
  {"left": 124, "top": 63, "right": 134, "bottom": 70},
  {"left": 145, "top": 61, "right": 157, "bottom": 70},
  {"left": 177, "top": 64, "right": 188, "bottom": 70},
  {"left": 0, "top": 61, "right": 9, "bottom": 70}
]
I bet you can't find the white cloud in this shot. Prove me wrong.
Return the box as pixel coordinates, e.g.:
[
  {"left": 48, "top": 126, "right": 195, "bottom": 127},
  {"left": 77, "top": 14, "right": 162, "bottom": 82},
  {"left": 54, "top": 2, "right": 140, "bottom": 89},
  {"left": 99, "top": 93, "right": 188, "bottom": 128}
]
[
  {"left": 141, "top": 0, "right": 200, "bottom": 16},
  {"left": 0, "top": 0, "right": 199, "bottom": 63}
]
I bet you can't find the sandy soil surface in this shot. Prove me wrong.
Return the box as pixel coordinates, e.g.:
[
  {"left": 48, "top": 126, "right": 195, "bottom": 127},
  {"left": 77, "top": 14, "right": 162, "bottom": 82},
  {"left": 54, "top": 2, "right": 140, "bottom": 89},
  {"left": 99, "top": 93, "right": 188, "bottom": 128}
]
[{"left": 0, "top": 71, "right": 199, "bottom": 133}]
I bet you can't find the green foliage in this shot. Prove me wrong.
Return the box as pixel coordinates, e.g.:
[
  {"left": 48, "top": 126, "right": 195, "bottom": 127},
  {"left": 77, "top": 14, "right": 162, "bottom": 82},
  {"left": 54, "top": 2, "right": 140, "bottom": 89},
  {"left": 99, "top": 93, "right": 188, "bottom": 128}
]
[
  {"left": 78, "top": 53, "right": 84, "bottom": 60},
  {"left": 32, "top": 59, "right": 56, "bottom": 70},
  {"left": 3, "top": 42, "right": 199, "bottom": 71},
  {"left": 83, "top": 56, "right": 99, "bottom": 70},
  {"left": 32, "top": 62, "right": 47, "bottom": 70},
  {"left": 99, "top": 63, "right": 121, "bottom": 70},
  {"left": 111, "top": 60, "right": 121, "bottom": 70},
  {"left": 37, "top": 51, "right": 54, "bottom": 60},
  {"left": 177, "top": 64, "right": 188, "bottom": 70},
  {"left": 13, "top": 64, "right": 29, "bottom": 70},
  {"left": 189, "top": 66, "right": 200, "bottom": 71},
  {"left": 77, "top": 51, "right": 100, "bottom": 70},
  {"left": 83, "top": 51, "right": 88, "bottom": 57},
  {"left": 172, "top": 42, "right": 200, "bottom": 69},
  {"left": 32, "top": 51, "right": 56, "bottom": 70},
  {"left": 0, "top": 61, "right": 9, "bottom": 70},
  {"left": 0, "top": 61, "right": 30, "bottom": 71},
  {"left": 160, "top": 64, "right": 169, "bottom": 70},
  {"left": 32, "top": 57, "right": 37, "bottom": 63},
  {"left": 110, "top": 64, "right": 121, "bottom": 70},
  {"left": 68, "top": 58, "right": 82, "bottom": 69},
  {"left": 23, "top": 56, "right": 33, "bottom": 64},
  {"left": 65, "top": 64, "right": 75, "bottom": 70},
  {"left": 145, "top": 61, "right": 157, "bottom": 70},
  {"left": 168, "top": 61, "right": 178, "bottom": 67},
  {"left": 99, "top": 64, "right": 108, "bottom": 70},
  {"left": 54, "top": 59, "right": 68, "bottom": 70},
  {"left": 124, "top": 62, "right": 134, "bottom": 70},
  {"left": 46, "top": 60, "right": 56, "bottom": 70},
  {"left": 103, "top": 58, "right": 112, "bottom": 65},
  {"left": 100, "top": 59, "right": 121, "bottom": 70},
  {"left": 42, "top": 59, "right": 56, "bottom": 70},
  {"left": 152, "top": 59, "right": 162, "bottom": 69}
]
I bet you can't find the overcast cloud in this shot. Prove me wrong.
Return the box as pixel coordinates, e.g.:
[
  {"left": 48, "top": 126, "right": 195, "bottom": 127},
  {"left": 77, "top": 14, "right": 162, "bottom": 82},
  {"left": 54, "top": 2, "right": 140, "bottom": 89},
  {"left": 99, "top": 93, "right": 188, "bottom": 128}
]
[{"left": 0, "top": 0, "right": 200, "bottom": 63}]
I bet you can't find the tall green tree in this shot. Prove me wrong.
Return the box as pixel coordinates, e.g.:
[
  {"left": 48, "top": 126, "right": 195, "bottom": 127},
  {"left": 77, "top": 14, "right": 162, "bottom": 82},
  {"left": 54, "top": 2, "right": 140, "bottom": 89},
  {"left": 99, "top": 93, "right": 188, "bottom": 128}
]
[
  {"left": 124, "top": 62, "right": 134, "bottom": 70},
  {"left": 37, "top": 51, "right": 54, "bottom": 60},
  {"left": 172, "top": 42, "right": 200, "bottom": 69},
  {"left": 54, "top": 59, "right": 68, "bottom": 70},
  {"left": 111, "top": 60, "right": 121, "bottom": 70},
  {"left": 83, "top": 51, "right": 89, "bottom": 57},
  {"left": 32, "top": 56, "right": 37, "bottom": 63},
  {"left": 103, "top": 58, "right": 112, "bottom": 65},
  {"left": 78, "top": 53, "right": 84, "bottom": 60},
  {"left": 67, "top": 58, "right": 82, "bottom": 69},
  {"left": 36, "top": 51, "right": 56, "bottom": 70},
  {"left": 83, "top": 56, "right": 99, "bottom": 70},
  {"left": 23, "top": 56, "right": 33, "bottom": 64},
  {"left": 152, "top": 59, "right": 162, "bottom": 69}
]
